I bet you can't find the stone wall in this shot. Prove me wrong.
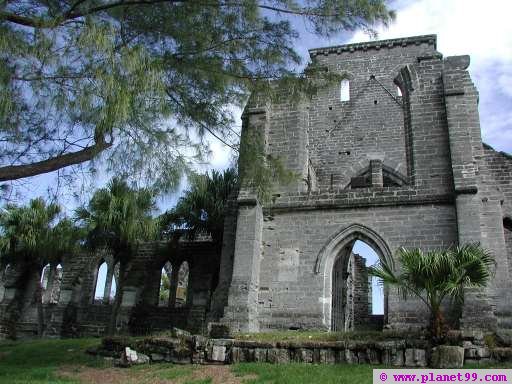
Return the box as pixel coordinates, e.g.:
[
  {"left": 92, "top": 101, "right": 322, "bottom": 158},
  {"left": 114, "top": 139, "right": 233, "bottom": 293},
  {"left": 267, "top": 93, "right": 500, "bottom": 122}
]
[
  {"left": 91, "top": 331, "right": 512, "bottom": 368},
  {"left": 222, "top": 34, "right": 512, "bottom": 334},
  {"left": 0, "top": 239, "right": 223, "bottom": 339}
]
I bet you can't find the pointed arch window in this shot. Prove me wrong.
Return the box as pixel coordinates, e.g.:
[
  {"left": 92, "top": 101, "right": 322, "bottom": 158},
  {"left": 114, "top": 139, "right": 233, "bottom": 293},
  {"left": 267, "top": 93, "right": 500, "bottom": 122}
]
[
  {"left": 93, "top": 261, "right": 108, "bottom": 302},
  {"left": 159, "top": 261, "right": 173, "bottom": 307}
]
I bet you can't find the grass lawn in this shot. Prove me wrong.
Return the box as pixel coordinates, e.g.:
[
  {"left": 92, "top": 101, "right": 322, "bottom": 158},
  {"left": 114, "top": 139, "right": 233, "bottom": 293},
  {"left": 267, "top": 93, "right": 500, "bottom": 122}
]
[
  {"left": 0, "top": 338, "right": 107, "bottom": 384},
  {"left": 234, "top": 363, "right": 376, "bottom": 384},
  {"left": 0, "top": 337, "right": 511, "bottom": 384}
]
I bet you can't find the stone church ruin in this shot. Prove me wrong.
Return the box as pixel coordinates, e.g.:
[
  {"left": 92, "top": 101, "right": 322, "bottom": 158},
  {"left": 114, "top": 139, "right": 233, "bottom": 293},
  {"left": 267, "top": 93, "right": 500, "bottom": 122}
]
[{"left": 1, "top": 34, "right": 512, "bottom": 338}]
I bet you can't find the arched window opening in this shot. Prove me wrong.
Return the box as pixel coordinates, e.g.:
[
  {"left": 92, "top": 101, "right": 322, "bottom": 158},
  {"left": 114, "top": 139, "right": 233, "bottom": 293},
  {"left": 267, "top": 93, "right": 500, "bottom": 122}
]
[
  {"left": 175, "top": 262, "right": 190, "bottom": 308},
  {"left": 93, "top": 261, "right": 108, "bottom": 303},
  {"left": 396, "top": 84, "right": 403, "bottom": 97},
  {"left": 332, "top": 239, "right": 385, "bottom": 331},
  {"left": 110, "top": 262, "right": 120, "bottom": 303},
  {"left": 41, "top": 263, "right": 51, "bottom": 290},
  {"left": 340, "top": 79, "right": 350, "bottom": 102},
  {"left": 159, "top": 261, "right": 173, "bottom": 306},
  {"left": 51, "top": 263, "right": 63, "bottom": 304}
]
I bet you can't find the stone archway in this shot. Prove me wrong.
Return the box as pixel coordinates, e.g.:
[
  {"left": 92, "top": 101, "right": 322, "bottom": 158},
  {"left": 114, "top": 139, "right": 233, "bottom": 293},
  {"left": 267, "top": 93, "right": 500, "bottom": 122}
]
[{"left": 315, "top": 224, "right": 393, "bottom": 330}]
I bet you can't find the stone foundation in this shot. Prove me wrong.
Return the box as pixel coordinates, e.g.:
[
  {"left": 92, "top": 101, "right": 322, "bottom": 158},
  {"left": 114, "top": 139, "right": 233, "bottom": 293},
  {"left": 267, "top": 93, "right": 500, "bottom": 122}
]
[{"left": 90, "top": 332, "right": 512, "bottom": 368}]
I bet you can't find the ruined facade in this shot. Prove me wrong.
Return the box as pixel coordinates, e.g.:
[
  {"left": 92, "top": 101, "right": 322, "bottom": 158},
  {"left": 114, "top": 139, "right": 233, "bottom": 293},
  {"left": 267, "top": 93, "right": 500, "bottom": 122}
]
[
  {"left": 1, "top": 35, "right": 512, "bottom": 338},
  {"left": 0, "top": 239, "right": 222, "bottom": 338},
  {"left": 219, "top": 35, "right": 512, "bottom": 333}
]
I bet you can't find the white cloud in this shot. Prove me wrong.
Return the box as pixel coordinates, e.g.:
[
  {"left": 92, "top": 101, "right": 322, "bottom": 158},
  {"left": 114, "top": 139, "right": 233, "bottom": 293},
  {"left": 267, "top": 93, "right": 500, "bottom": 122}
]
[{"left": 352, "top": 0, "right": 512, "bottom": 65}]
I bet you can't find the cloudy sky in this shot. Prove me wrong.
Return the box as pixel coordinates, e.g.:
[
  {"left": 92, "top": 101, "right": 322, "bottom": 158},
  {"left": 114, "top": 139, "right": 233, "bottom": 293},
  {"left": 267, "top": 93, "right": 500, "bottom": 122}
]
[
  {"left": 205, "top": 0, "right": 512, "bottom": 177},
  {"left": 6, "top": 0, "right": 512, "bottom": 209}
]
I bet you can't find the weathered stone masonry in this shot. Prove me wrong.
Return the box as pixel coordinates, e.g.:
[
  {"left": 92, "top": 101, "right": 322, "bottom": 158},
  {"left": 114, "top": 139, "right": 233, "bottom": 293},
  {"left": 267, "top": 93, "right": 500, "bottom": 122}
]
[
  {"left": 220, "top": 35, "right": 512, "bottom": 333},
  {"left": 1, "top": 35, "right": 511, "bottom": 338},
  {"left": 0, "top": 240, "right": 222, "bottom": 338}
]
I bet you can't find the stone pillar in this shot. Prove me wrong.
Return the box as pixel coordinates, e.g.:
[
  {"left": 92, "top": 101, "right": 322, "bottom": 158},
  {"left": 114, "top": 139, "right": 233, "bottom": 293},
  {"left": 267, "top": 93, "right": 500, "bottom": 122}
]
[
  {"left": 102, "top": 265, "right": 114, "bottom": 304},
  {"left": 370, "top": 160, "right": 384, "bottom": 188},
  {"left": 221, "top": 196, "right": 263, "bottom": 333},
  {"left": 443, "top": 55, "right": 499, "bottom": 331},
  {"left": 351, "top": 254, "right": 370, "bottom": 329},
  {"left": 208, "top": 195, "right": 238, "bottom": 321},
  {"left": 168, "top": 265, "right": 179, "bottom": 308}
]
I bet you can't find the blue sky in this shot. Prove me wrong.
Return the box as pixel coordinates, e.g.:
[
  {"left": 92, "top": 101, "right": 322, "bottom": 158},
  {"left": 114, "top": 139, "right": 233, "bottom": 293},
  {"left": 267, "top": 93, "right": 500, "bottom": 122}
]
[{"left": 6, "top": 0, "right": 511, "bottom": 212}]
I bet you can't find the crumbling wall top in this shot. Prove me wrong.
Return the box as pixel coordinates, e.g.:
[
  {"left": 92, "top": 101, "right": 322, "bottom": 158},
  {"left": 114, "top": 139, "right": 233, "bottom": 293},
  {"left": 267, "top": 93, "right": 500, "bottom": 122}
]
[{"left": 309, "top": 34, "right": 437, "bottom": 58}]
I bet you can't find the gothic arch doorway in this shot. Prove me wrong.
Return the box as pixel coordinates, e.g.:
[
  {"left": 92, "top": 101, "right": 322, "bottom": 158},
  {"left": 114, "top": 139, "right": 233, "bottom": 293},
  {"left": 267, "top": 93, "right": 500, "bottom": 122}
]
[
  {"left": 331, "top": 240, "right": 385, "bottom": 331},
  {"left": 315, "top": 224, "right": 392, "bottom": 331}
]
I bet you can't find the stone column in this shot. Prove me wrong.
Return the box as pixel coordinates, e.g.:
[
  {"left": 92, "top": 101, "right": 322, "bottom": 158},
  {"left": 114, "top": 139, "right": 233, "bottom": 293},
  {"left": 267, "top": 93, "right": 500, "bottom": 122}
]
[
  {"left": 168, "top": 265, "right": 179, "bottom": 308},
  {"left": 443, "top": 55, "right": 499, "bottom": 331},
  {"left": 102, "top": 264, "right": 114, "bottom": 304},
  {"left": 221, "top": 196, "right": 263, "bottom": 333}
]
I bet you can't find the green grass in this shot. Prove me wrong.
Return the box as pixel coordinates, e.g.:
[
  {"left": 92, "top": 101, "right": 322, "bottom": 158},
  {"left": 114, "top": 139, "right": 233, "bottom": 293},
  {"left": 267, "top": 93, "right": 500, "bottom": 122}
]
[
  {"left": 154, "top": 364, "right": 195, "bottom": 380},
  {"left": 0, "top": 338, "right": 106, "bottom": 384},
  {"left": 233, "top": 363, "right": 376, "bottom": 384}
]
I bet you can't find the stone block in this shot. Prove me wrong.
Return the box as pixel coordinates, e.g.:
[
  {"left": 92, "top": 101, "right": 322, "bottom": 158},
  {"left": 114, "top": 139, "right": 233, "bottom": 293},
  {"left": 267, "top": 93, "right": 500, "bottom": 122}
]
[
  {"left": 295, "top": 348, "right": 313, "bottom": 363},
  {"left": 405, "top": 348, "right": 426, "bottom": 367},
  {"left": 231, "top": 347, "right": 242, "bottom": 363},
  {"left": 391, "top": 349, "right": 405, "bottom": 367},
  {"left": 345, "top": 349, "right": 358, "bottom": 364},
  {"left": 150, "top": 353, "right": 165, "bottom": 362},
  {"left": 319, "top": 349, "right": 336, "bottom": 364},
  {"left": 431, "top": 346, "right": 464, "bottom": 368},
  {"left": 209, "top": 345, "right": 227, "bottom": 363},
  {"left": 254, "top": 348, "right": 267, "bottom": 362},
  {"left": 367, "top": 348, "right": 380, "bottom": 364}
]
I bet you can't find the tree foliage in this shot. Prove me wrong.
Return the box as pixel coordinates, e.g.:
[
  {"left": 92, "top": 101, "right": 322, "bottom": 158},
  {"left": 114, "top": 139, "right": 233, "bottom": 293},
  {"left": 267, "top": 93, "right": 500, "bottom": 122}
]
[
  {"left": 75, "top": 177, "right": 157, "bottom": 256},
  {"left": 0, "top": 0, "right": 394, "bottom": 195},
  {"left": 75, "top": 177, "right": 157, "bottom": 334},
  {"left": 160, "top": 168, "right": 238, "bottom": 243},
  {"left": 0, "top": 198, "right": 82, "bottom": 336},
  {"left": 0, "top": 198, "right": 81, "bottom": 266},
  {"left": 368, "top": 243, "right": 494, "bottom": 340}
]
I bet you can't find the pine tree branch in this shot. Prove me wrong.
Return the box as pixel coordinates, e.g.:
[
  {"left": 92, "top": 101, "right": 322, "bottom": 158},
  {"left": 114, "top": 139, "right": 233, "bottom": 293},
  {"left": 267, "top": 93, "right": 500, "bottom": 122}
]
[
  {"left": 0, "top": 134, "right": 112, "bottom": 182},
  {"left": 2, "top": 1, "right": 357, "bottom": 29}
]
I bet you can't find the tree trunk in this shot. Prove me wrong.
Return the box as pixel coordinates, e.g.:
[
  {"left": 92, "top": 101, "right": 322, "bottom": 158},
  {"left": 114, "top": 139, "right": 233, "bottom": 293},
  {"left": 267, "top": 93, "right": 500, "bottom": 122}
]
[
  {"left": 107, "top": 262, "right": 125, "bottom": 335},
  {"left": 431, "top": 308, "right": 445, "bottom": 342},
  {"left": 35, "top": 270, "right": 45, "bottom": 337}
]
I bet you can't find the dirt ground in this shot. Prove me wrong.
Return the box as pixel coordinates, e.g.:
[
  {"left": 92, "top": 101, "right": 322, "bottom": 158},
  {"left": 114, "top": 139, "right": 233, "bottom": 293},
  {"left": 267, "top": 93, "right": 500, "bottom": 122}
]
[{"left": 58, "top": 364, "right": 255, "bottom": 384}]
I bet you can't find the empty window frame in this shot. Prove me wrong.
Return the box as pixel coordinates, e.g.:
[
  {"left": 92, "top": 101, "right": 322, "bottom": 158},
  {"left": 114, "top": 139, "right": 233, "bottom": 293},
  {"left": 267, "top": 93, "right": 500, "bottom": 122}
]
[{"left": 340, "top": 79, "right": 350, "bottom": 101}]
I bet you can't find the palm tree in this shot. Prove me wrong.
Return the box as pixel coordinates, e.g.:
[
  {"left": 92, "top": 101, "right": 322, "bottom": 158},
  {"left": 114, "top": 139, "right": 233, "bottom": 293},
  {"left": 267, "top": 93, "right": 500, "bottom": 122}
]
[
  {"left": 160, "top": 168, "right": 238, "bottom": 243},
  {"left": 368, "top": 243, "right": 494, "bottom": 340},
  {"left": 0, "top": 199, "right": 81, "bottom": 337},
  {"left": 75, "top": 177, "right": 157, "bottom": 335}
]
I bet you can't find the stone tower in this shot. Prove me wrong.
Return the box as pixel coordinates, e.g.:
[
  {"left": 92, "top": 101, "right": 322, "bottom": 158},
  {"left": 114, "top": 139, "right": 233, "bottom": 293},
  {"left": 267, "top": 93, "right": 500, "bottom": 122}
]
[{"left": 219, "top": 35, "right": 512, "bottom": 333}]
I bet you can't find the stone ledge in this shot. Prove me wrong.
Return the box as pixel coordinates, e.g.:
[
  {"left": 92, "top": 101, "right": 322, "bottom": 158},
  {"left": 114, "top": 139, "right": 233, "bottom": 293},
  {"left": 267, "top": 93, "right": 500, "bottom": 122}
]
[{"left": 266, "top": 193, "right": 454, "bottom": 213}]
